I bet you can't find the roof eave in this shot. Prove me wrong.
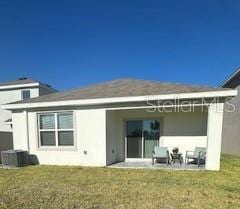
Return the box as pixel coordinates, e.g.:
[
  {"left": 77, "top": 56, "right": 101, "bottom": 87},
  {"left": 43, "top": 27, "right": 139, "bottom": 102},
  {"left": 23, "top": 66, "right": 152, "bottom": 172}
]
[
  {"left": 38, "top": 83, "right": 58, "bottom": 92},
  {"left": 0, "top": 82, "right": 40, "bottom": 90},
  {"left": 2, "top": 89, "right": 238, "bottom": 110},
  {"left": 221, "top": 69, "right": 240, "bottom": 88}
]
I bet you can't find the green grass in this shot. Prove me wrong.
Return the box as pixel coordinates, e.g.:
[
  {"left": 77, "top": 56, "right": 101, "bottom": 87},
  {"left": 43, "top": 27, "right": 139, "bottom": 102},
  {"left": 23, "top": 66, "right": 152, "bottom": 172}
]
[{"left": 0, "top": 154, "right": 240, "bottom": 209}]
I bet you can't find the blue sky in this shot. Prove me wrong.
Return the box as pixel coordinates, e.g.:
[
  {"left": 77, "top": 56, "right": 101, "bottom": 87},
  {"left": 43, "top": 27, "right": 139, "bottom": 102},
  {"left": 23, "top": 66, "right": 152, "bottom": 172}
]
[{"left": 0, "top": 0, "right": 239, "bottom": 90}]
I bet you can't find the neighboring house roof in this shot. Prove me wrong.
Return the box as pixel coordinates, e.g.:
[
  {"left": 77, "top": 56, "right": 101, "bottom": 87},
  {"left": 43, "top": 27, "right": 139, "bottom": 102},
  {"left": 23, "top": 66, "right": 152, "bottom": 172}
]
[
  {"left": 221, "top": 69, "right": 240, "bottom": 88},
  {"left": 0, "top": 77, "right": 38, "bottom": 87},
  {"left": 0, "top": 77, "right": 57, "bottom": 91},
  {"left": 8, "top": 78, "right": 234, "bottom": 105}
]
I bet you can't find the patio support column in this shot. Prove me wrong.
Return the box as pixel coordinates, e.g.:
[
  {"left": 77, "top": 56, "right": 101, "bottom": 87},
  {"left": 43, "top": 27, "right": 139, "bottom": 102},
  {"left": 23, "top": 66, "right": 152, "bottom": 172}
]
[{"left": 206, "top": 103, "right": 224, "bottom": 171}]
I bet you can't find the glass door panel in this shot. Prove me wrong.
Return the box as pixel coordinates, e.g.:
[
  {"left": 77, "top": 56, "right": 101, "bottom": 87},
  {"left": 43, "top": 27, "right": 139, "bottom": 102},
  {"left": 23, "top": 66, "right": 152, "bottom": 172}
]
[
  {"left": 126, "top": 121, "right": 142, "bottom": 158},
  {"left": 126, "top": 120, "right": 160, "bottom": 159},
  {"left": 143, "top": 120, "right": 160, "bottom": 158}
]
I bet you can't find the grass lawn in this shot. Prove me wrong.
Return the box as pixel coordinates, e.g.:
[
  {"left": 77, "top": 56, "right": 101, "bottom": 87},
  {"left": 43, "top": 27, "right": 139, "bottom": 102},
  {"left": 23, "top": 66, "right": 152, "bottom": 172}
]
[{"left": 0, "top": 154, "right": 240, "bottom": 209}]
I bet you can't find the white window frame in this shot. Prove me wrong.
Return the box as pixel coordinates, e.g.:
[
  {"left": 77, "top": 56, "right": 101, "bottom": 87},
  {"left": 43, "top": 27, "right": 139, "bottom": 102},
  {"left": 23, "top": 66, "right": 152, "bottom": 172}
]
[{"left": 38, "top": 111, "right": 75, "bottom": 149}]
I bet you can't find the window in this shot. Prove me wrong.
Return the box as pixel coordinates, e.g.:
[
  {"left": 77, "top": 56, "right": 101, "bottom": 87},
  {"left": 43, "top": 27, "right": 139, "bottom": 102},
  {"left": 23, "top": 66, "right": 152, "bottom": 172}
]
[
  {"left": 38, "top": 112, "right": 74, "bottom": 147},
  {"left": 21, "top": 90, "right": 31, "bottom": 100}
]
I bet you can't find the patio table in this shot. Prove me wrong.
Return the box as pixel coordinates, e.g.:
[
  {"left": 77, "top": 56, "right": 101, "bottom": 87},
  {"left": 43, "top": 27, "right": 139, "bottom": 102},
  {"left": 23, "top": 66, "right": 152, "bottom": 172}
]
[{"left": 170, "top": 153, "right": 183, "bottom": 165}]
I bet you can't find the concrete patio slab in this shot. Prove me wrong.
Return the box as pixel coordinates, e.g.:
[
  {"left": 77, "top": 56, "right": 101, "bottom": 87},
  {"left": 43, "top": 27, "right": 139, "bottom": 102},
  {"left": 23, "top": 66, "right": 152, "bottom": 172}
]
[{"left": 108, "top": 161, "right": 205, "bottom": 170}]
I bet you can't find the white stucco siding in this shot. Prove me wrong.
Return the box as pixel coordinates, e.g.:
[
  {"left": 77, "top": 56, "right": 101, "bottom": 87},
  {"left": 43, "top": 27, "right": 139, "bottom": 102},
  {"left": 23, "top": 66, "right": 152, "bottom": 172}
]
[
  {"left": 0, "top": 88, "right": 39, "bottom": 132},
  {"left": 12, "top": 109, "right": 107, "bottom": 166},
  {"left": 160, "top": 136, "right": 207, "bottom": 160},
  {"left": 12, "top": 111, "right": 29, "bottom": 150},
  {"left": 206, "top": 103, "right": 224, "bottom": 170},
  {"left": 113, "top": 108, "right": 208, "bottom": 136},
  {"left": 75, "top": 109, "right": 107, "bottom": 166},
  {"left": 0, "top": 86, "right": 55, "bottom": 132},
  {"left": 106, "top": 111, "right": 124, "bottom": 165},
  {"left": 162, "top": 111, "right": 207, "bottom": 136},
  {"left": 10, "top": 103, "right": 224, "bottom": 170}
]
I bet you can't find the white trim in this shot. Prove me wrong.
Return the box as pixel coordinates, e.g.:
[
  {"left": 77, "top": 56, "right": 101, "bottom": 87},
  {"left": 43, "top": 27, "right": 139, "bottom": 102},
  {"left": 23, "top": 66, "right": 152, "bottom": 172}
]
[
  {"left": 0, "top": 82, "right": 56, "bottom": 91},
  {"left": 125, "top": 119, "right": 161, "bottom": 160},
  {"left": 0, "top": 82, "right": 40, "bottom": 90},
  {"left": 21, "top": 89, "right": 31, "bottom": 100},
  {"left": 2, "top": 89, "right": 238, "bottom": 110},
  {"left": 37, "top": 111, "right": 75, "bottom": 150},
  {"left": 4, "top": 121, "right": 12, "bottom": 125},
  {"left": 125, "top": 158, "right": 152, "bottom": 162},
  {"left": 106, "top": 102, "right": 210, "bottom": 111}
]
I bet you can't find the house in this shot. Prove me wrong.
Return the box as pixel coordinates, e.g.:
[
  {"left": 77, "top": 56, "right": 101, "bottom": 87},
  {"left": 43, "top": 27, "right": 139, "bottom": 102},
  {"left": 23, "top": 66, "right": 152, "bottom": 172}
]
[
  {"left": 2, "top": 79, "right": 237, "bottom": 170},
  {"left": 0, "top": 77, "right": 57, "bottom": 158},
  {"left": 221, "top": 69, "right": 240, "bottom": 155}
]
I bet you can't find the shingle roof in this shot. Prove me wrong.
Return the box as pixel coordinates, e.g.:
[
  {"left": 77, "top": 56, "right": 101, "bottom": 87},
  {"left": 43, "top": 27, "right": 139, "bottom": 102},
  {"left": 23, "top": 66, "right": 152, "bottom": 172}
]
[
  {"left": 0, "top": 77, "right": 38, "bottom": 86},
  {"left": 221, "top": 69, "right": 240, "bottom": 88},
  {"left": 0, "top": 77, "right": 54, "bottom": 89},
  {"left": 11, "top": 78, "right": 230, "bottom": 105}
]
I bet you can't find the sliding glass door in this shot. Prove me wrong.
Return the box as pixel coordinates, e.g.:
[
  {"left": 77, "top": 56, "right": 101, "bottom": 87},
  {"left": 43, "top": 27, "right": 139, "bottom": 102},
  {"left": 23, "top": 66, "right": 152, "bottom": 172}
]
[
  {"left": 126, "top": 121, "right": 142, "bottom": 158},
  {"left": 126, "top": 120, "right": 160, "bottom": 159},
  {"left": 143, "top": 120, "right": 160, "bottom": 158}
]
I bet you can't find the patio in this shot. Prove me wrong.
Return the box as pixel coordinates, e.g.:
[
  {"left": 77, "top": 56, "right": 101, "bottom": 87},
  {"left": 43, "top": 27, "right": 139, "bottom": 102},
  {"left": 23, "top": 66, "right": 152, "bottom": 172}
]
[
  {"left": 106, "top": 107, "right": 210, "bottom": 170},
  {"left": 109, "top": 161, "right": 205, "bottom": 170}
]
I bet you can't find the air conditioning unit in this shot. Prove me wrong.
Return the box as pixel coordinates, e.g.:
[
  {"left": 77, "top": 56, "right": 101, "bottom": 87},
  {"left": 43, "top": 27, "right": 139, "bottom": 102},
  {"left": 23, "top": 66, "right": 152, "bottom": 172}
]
[{"left": 1, "top": 150, "right": 29, "bottom": 168}]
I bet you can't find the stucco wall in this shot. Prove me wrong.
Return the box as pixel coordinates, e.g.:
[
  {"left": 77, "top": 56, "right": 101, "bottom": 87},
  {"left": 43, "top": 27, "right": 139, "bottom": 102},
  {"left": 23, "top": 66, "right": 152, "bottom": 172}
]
[
  {"left": 0, "top": 85, "right": 56, "bottom": 154},
  {"left": 160, "top": 136, "right": 207, "bottom": 160},
  {"left": 106, "top": 111, "right": 124, "bottom": 165},
  {"left": 0, "top": 88, "right": 39, "bottom": 132},
  {"left": 205, "top": 103, "right": 224, "bottom": 170},
  {"left": 106, "top": 108, "right": 208, "bottom": 164},
  {"left": 10, "top": 104, "right": 224, "bottom": 170},
  {"left": 12, "top": 109, "right": 107, "bottom": 166},
  {"left": 222, "top": 86, "right": 240, "bottom": 155},
  {"left": 12, "top": 111, "right": 29, "bottom": 150}
]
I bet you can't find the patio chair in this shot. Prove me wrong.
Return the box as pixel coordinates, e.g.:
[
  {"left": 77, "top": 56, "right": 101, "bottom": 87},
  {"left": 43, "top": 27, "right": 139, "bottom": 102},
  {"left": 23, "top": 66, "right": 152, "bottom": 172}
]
[
  {"left": 185, "top": 147, "right": 206, "bottom": 167},
  {"left": 152, "top": 146, "right": 170, "bottom": 165}
]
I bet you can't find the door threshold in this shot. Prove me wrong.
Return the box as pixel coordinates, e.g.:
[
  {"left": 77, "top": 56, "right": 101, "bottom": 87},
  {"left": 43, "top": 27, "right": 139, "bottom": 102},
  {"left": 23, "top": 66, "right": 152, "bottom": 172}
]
[{"left": 125, "top": 158, "right": 152, "bottom": 162}]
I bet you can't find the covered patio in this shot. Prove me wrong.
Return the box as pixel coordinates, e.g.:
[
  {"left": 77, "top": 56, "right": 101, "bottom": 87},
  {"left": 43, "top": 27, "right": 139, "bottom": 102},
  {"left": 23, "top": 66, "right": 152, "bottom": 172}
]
[{"left": 106, "top": 100, "right": 224, "bottom": 170}]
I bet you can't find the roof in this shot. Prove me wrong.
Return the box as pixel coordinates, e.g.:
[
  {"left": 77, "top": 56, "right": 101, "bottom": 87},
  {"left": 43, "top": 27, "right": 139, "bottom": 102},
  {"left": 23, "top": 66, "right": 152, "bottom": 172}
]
[
  {"left": 0, "top": 77, "right": 56, "bottom": 90},
  {"left": 0, "top": 77, "right": 38, "bottom": 87},
  {"left": 10, "top": 78, "right": 232, "bottom": 105},
  {"left": 221, "top": 69, "right": 240, "bottom": 88}
]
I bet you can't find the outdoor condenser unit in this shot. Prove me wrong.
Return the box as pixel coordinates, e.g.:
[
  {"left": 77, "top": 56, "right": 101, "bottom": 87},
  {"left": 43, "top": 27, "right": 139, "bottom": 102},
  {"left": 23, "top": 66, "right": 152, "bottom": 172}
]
[{"left": 1, "top": 150, "right": 29, "bottom": 167}]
